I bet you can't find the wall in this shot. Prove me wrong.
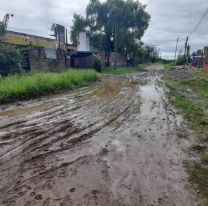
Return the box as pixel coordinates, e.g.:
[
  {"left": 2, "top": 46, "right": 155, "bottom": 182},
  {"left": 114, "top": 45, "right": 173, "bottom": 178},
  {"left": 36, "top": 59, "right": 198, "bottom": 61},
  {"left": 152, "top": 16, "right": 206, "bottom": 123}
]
[
  {"left": 29, "top": 46, "right": 66, "bottom": 72},
  {"left": 99, "top": 52, "right": 127, "bottom": 67},
  {"left": 110, "top": 52, "right": 127, "bottom": 67},
  {"left": 72, "top": 55, "right": 94, "bottom": 68}
]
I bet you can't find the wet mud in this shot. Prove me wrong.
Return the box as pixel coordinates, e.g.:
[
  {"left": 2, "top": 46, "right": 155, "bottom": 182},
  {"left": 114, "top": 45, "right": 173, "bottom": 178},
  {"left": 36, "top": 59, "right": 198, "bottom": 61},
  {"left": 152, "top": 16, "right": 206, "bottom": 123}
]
[{"left": 0, "top": 65, "right": 203, "bottom": 206}]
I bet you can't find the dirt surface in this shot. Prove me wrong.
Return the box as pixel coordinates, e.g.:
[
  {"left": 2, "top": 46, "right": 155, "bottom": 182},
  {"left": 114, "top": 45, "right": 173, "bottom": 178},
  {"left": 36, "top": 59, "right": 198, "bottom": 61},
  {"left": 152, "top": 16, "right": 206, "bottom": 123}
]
[{"left": 0, "top": 65, "right": 203, "bottom": 206}]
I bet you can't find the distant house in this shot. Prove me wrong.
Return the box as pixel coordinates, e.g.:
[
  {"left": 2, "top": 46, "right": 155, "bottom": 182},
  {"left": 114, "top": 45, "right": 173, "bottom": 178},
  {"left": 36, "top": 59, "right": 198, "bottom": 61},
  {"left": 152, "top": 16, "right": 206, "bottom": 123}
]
[{"left": 70, "top": 32, "right": 127, "bottom": 68}]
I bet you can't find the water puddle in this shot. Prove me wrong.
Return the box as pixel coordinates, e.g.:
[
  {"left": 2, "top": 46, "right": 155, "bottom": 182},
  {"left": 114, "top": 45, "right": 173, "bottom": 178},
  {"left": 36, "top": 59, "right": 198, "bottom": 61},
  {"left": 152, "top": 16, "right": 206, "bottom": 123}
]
[
  {"left": 140, "top": 84, "right": 162, "bottom": 101},
  {"left": 94, "top": 75, "right": 138, "bottom": 99}
]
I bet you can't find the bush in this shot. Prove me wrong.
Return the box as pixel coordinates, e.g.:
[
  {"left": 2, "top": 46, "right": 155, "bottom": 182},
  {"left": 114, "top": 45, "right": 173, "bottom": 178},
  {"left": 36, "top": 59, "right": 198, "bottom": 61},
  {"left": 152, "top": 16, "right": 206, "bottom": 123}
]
[
  {"left": 93, "top": 54, "right": 104, "bottom": 72},
  {"left": 0, "top": 43, "right": 23, "bottom": 75},
  {"left": 176, "top": 55, "right": 186, "bottom": 66}
]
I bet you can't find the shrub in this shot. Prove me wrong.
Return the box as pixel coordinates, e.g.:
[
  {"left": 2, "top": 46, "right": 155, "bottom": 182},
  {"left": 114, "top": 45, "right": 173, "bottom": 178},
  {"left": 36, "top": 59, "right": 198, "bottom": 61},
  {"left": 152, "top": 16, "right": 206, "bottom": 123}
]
[
  {"left": 176, "top": 55, "right": 186, "bottom": 66},
  {"left": 0, "top": 43, "right": 23, "bottom": 75},
  {"left": 93, "top": 54, "right": 104, "bottom": 72}
]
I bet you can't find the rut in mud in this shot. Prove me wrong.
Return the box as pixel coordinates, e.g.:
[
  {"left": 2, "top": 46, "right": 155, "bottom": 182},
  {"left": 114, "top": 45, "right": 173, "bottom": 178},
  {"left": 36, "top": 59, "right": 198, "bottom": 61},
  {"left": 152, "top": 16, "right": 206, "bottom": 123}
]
[{"left": 0, "top": 65, "right": 202, "bottom": 206}]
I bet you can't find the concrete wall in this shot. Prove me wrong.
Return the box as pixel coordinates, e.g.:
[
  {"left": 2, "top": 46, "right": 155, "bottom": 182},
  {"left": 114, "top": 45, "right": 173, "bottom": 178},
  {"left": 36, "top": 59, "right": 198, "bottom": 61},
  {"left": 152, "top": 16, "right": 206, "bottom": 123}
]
[
  {"left": 110, "top": 52, "right": 127, "bottom": 67},
  {"left": 74, "top": 55, "right": 94, "bottom": 68},
  {"left": 29, "top": 47, "right": 66, "bottom": 72}
]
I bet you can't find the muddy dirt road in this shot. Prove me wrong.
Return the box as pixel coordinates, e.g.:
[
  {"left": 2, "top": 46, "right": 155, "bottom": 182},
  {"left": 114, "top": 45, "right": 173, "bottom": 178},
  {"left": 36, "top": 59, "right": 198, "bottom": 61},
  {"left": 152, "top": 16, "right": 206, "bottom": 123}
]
[{"left": 0, "top": 65, "right": 202, "bottom": 206}]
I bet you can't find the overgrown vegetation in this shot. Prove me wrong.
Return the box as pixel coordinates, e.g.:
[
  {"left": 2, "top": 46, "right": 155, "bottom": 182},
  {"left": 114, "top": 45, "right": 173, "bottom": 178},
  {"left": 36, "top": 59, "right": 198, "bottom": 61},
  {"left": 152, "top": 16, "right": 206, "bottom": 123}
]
[
  {"left": 176, "top": 54, "right": 186, "bottom": 66},
  {"left": 93, "top": 54, "right": 104, "bottom": 72},
  {"left": 164, "top": 70, "right": 208, "bottom": 200},
  {"left": 0, "top": 70, "right": 98, "bottom": 104},
  {"left": 0, "top": 16, "right": 24, "bottom": 75},
  {"left": 0, "top": 43, "right": 23, "bottom": 75},
  {"left": 159, "top": 55, "right": 186, "bottom": 70}
]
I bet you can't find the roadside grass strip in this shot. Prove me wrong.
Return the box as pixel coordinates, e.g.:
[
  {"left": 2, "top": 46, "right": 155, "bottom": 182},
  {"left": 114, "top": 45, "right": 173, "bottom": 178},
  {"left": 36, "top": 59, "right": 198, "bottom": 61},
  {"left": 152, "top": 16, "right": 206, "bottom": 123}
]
[
  {"left": 0, "top": 69, "right": 98, "bottom": 104},
  {"left": 164, "top": 71, "right": 208, "bottom": 200}
]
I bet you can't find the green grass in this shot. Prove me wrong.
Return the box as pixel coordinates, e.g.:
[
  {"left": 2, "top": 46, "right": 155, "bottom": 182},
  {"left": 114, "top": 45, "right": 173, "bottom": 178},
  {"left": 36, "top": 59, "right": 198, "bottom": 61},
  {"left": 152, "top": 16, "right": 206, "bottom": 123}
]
[
  {"left": 0, "top": 69, "right": 98, "bottom": 104},
  {"left": 164, "top": 75, "right": 208, "bottom": 130},
  {"left": 168, "top": 90, "right": 204, "bottom": 122},
  {"left": 163, "top": 62, "right": 176, "bottom": 70},
  {"left": 102, "top": 65, "right": 149, "bottom": 74},
  {"left": 187, "top": 162, "right": 208, "bottom": 199},
  {"left": 164, "top": 71, "right": 208, "bottom": 200}
]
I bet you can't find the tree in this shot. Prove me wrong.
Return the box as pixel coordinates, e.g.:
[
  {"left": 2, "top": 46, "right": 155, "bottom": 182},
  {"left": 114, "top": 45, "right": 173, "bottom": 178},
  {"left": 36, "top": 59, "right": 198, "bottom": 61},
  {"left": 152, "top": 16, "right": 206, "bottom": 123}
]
[
  {"left": 70, "top": 14, "right": 88, "bottom": 45},
  {"left": 0, "top": 16, "right": 23, "bottom": 75},
  {"left": 71, "top": 0, "right": 150, "bottom": 65},
  {"left": 0, "top": 44, "right": 23, "bottom": 75},
  {"left": 133, "top": 44, "right": 159, "bottom": 64},
  {"left": 0, "top": 20, "right": 6, "bottom": 41}
]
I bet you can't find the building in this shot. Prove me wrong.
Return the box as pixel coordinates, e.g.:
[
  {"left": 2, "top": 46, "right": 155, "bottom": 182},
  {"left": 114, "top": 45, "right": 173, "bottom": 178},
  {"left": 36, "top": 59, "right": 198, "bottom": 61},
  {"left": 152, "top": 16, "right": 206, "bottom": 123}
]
[
  {"left": 70, "top": 32, "right": 127, "bottom": 68},
  {"left": 2, "top": 27, "right": 76, "bottom": 72}
]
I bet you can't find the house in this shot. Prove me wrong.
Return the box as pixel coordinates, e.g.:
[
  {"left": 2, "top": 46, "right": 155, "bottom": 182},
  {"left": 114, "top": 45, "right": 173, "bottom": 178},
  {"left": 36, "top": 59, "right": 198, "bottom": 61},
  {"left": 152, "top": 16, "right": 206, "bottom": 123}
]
[{"left": 70, "top": 32, "right": 127, "bottom": 68}]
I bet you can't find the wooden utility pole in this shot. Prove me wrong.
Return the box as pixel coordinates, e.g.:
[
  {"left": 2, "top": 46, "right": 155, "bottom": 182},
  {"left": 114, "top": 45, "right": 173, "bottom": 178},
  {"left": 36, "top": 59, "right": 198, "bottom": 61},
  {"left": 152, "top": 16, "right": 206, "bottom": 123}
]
[
  {"left": 174, "top": 36, "right": 179, "bottom": 63},
  {"left": 184, "top": 36, "right": 189, "bottom": 65},
  {"left": 114, "top": 26, "right": 117, "bottom": 70}
]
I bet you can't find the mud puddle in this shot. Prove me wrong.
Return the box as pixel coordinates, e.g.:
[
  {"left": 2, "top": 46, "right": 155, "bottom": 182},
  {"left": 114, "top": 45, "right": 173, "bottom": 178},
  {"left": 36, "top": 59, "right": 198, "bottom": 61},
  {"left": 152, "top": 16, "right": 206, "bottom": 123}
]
[{"left": 0, "top": 65, "right": 203, "bottom": 206}]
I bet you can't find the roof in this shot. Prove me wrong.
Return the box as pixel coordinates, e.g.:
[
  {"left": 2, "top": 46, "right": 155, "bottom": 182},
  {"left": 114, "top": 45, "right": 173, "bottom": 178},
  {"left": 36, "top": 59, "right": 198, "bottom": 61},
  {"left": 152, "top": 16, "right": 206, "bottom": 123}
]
[{"left": 3, "top": 30, "right": 64, "bottom": 49}]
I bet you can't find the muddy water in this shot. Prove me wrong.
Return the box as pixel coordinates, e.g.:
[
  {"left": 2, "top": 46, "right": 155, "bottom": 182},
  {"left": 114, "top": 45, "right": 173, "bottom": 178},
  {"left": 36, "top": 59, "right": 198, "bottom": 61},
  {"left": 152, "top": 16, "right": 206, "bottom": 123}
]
[{"left": 0, "top": 65, "right": 202, "bottom": 206}]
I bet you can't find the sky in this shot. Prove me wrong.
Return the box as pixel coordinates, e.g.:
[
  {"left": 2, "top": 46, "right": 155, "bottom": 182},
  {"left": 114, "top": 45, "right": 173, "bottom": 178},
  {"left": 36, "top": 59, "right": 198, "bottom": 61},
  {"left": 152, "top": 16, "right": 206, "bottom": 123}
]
[{"left": 0, "top": 0, "right": 208, "bottom": 59}]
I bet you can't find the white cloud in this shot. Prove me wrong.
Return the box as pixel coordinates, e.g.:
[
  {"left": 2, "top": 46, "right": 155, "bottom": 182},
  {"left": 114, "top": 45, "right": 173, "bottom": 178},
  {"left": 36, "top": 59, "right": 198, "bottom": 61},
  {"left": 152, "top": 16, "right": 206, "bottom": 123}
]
[{"left": 0, "top": 0, "right": 208, "bottom": 58}]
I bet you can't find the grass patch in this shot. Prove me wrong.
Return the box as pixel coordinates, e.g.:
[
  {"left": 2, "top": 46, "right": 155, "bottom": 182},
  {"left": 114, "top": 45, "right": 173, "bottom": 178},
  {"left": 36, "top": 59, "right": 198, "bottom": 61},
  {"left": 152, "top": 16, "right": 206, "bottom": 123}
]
[
  {"left": 164, "top": 70, "right": 208, "bottom": 200},
  {"left": 102, "top": 65, "right": 149, "bottom": 74},
  {"left": 168, "top": 90, "right": 204, "bottom": 123},
  {"left": 0, "top": 69, "right": 98, "bottom": 104},
  {"left": 163, "top": 62, "right": 176, "bottom": 70},
  {"left": 186, "top": 162, "right": 208, "bottom": 199}
]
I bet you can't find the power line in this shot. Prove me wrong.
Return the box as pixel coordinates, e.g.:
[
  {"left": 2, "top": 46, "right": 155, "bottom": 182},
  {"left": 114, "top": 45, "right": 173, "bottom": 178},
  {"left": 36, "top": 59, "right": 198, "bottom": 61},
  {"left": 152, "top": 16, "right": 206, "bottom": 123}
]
[{"left": 189, "top": 6, "right": 208, "bottom": 36}]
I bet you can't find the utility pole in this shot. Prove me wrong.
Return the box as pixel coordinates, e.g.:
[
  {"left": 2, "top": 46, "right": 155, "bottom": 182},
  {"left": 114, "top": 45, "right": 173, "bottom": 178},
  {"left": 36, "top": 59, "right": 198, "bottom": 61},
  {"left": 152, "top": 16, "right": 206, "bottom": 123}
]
[
  {"left": 184, "top": 36, "right": 189, "bottom": 65},
  {"left": 114, "top": 25, "right": 117, "bottom": 70},
  {"left": 174, "top": 36, "right": 179, "bottom": 63}
]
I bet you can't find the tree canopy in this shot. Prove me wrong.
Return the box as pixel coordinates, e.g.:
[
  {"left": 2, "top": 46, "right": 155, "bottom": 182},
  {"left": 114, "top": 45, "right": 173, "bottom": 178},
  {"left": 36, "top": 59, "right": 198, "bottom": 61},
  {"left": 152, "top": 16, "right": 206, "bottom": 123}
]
[
  {"left": 70, "top": 0, "right": 151, "bottom": 64},
  {"left": 0, "top": 16, "right": 23, "bottom": 75}
]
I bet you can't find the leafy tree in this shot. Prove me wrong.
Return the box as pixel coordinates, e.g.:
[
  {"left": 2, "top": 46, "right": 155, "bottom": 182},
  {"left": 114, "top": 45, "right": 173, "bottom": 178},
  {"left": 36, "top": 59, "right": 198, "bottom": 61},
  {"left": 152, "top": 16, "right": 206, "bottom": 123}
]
[
  {"left": 0, "top": 21, "right": 6, "bottom": 41},
  {"left": 0, "top": 17, "right": 23, "bottom": 75},
  {"left": 70, "top": 14, "right": 88, "bottom": 45},
  {"left": 0, "top": 44, "right": 23, "bottom": 76},
  {"left": 71, "top": 0, "right": 150, "bottom": 65}
]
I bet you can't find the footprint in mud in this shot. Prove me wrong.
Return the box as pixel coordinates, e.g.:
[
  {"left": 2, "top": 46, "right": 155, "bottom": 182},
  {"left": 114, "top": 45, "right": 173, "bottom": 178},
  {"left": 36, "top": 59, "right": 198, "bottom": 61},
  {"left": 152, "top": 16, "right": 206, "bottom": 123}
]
[
  {"left": 30, "top": 192, "right": 36, "bottom": 197},
  {"left": 34, "top": 194, "right": 42, "bottom": 200},
  {"left": 70, "top": 188, "right": 76, "bottom": 193},
  {"left": 59, "top": 195, "right": 73, "bottom": 206},
  {"left": 91, "top": 190, "right": 99, "bottom": 195}
]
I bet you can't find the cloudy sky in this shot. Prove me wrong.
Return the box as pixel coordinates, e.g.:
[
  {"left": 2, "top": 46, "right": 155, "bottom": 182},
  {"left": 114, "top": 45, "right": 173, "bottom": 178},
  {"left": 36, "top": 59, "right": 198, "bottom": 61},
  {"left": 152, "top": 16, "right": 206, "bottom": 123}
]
[{"left": 1, "top": 0, "right": 208, "bottom": 59}]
